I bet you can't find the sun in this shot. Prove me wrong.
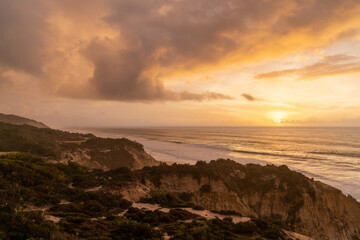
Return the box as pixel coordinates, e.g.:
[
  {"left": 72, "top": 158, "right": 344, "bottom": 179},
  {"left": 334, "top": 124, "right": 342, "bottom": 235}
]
[{"left": 268, "top": 111, "right": 288, "bottom": 124}]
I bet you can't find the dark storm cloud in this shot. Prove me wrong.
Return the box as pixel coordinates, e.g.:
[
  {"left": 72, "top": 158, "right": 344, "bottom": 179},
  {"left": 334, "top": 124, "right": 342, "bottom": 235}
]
[
  {"left": 82, "top": 40, "right": 234, "bottom": 101},
  {"left": 0, "top": 0, "right": 359, "bottom": 101},
  {"left": 0, "top": 0, "right": 49, "bottom": 75},
  {"left": 80, "top": 0, "right": 360, "bottom": 101}
]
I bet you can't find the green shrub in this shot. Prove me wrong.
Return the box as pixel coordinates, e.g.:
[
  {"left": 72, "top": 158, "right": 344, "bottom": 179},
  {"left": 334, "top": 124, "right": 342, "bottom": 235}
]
[
  {"left": 110, "top": 218, "right": 162, "bottom": 240},
  {"left": 200, "top": 184, "right": 212, "bottom": 193}
]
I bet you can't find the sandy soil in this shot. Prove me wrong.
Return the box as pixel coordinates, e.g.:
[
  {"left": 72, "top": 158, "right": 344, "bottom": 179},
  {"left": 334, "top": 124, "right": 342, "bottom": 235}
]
[
  {"left": 0, "top": 152, "right": 18, "bottom": 155},
  {"left": 132, "top": 202, "right": 250, "bottom": 223}
]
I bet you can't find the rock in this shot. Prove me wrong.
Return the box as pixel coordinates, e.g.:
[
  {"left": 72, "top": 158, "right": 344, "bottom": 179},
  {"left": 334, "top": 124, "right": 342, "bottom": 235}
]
[{"left": 114, "top": 160, "right": 360, "bottom": 240}]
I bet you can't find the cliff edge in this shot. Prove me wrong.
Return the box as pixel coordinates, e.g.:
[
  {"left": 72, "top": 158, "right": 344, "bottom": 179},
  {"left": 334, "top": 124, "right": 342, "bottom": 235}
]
[{"left": 114, "top": 160, "right": 360, "bottom": 240}]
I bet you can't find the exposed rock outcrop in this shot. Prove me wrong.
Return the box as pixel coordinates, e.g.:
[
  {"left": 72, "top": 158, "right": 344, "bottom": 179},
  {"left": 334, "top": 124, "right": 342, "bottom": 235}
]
[{"left": 113, "top": 160, "right": 360, "bottom": 240}]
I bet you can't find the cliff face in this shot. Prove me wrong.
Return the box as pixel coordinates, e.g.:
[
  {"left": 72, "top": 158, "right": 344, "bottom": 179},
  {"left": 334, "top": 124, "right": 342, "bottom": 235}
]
[
  {"left": 187, "top": 178, "right": 360, "bottom": 240},
  {"left": 115, "top": 160, "right": 360, "bottom": 240}
]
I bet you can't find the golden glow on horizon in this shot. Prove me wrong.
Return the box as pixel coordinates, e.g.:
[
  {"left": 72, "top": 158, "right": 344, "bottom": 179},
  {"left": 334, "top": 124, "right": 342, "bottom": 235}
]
[{"left": 269, "top": 111, "right": 288, "bottom": 124}]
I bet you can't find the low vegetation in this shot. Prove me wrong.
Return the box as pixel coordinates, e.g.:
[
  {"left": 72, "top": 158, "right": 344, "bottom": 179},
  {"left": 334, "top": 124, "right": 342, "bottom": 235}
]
[
  {"left": 0, "top": 122, "right": 94, "bottom": 157},
  {"left": 0, "top": 122, "right": 150, "bottom": 170},
  {"left": 140, "top": 191, "right": 195, "bottom": 208},
  {"left": 0, "top": 153, "right": 294, "bottom": 239}
]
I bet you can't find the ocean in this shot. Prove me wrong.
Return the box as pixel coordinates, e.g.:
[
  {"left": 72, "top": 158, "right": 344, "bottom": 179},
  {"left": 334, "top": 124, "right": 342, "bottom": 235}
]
[{"left": 86, "top": 127, "right": 360, "bottom": 201}]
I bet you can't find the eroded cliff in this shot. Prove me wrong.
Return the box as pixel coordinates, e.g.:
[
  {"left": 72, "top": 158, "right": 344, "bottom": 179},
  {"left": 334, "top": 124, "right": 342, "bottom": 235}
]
[{"left": 113, "top": 160, "right": 360, "bottom": 240}]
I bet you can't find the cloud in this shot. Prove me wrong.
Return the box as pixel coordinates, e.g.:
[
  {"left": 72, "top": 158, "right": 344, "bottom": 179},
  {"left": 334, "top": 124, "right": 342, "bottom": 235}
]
[
  {"left": 0, "top": 0, "right": 50, "bottom": 75},
  {"left": 320, "top": 54, "right": 357, "bottom": 63},
  {"left": 241, "top": 93, "right": 260, "bottom": 102},
  {"left": 0, "top": 0, "right": 360, "bottom": 102},
  {"left": 255, "top": 54, "right": 360, "bottom": 80},
  {"left": 67, "top": 41, "right": 234, "bottom": 101}
]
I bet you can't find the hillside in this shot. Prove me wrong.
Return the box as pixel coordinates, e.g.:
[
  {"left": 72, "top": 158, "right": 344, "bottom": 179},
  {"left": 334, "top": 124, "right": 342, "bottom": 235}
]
[
  {"left": 0, "top": 122, "right": 159, "bottom": 170},
  {"left": 0, "top": 153, "right": 315, "bottom": 240},
  {"left": 0, "top": 113, "right": 49, "bottom": 128},
  {"left": 1, "top": 120, "right": 360, "bottom": 239},
  {"left": 0, "top": 153, "right": 359, "bottom": 239}
]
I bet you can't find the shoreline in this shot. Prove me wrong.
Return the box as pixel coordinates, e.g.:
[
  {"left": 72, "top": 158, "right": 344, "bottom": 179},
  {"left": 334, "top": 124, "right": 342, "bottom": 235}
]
[
  {"left": 69, "top": 127, "right": 360, "bottom": 201},
  {"left": 68, "top": 126, "right": 360, "bottom": 202}
]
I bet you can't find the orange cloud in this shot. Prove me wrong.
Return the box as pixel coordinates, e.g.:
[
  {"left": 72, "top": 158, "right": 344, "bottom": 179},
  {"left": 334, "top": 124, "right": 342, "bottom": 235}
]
[
  {"left": 255, "top": 54, "right": 360, "bottom": 80},
  {"left": 241, "top": 93, "right": 265, "bottom": 102},
  {"left": 0, "top": 0, "right": 360, "bottom": 102}
]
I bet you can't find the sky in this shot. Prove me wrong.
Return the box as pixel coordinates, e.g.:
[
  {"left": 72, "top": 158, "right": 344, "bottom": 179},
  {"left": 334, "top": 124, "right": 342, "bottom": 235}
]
[{"left": 0, "top": 0, "right": 360, "bottom": 127}]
